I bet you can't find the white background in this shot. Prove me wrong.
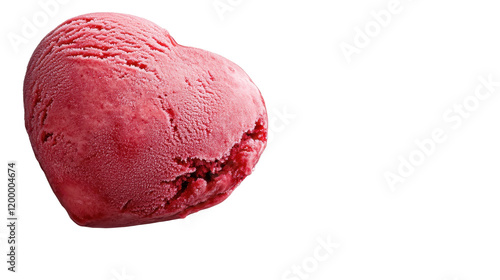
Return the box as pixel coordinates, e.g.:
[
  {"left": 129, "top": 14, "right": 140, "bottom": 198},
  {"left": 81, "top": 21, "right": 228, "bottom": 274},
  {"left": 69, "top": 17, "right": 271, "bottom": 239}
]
[{"left": 1, "top": 0, "right": 500, "bottom": 279}]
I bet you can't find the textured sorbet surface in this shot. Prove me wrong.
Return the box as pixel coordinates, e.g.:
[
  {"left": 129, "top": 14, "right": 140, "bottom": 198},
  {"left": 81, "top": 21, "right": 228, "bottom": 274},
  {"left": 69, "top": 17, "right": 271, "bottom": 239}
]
[{"left": 24, "top": 13, "right": 267, "bottom": 227}]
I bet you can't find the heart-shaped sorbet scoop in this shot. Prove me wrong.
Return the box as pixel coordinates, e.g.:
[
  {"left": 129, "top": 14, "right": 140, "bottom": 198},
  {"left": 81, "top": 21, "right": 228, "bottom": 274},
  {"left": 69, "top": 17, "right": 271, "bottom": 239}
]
[{"left": 24, "top": 13, "right": 267, "bottom": 227}]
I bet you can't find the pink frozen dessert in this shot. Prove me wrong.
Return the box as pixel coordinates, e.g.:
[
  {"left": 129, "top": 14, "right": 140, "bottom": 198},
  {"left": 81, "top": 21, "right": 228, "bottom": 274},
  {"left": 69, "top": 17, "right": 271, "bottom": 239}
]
[{"left": 24, "top": 13, "right": 267, "bottom": 228}]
